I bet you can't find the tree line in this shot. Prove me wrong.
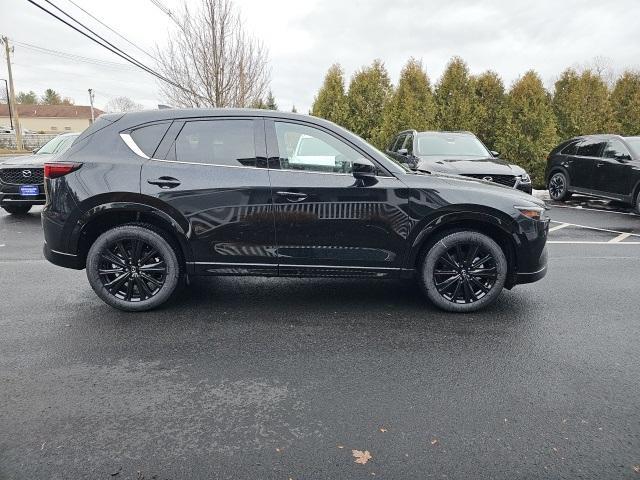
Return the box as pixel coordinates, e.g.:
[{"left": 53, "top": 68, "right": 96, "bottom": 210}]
[
  {"left": 9, "top": 88, "right": 75, "bottom": 106},
  {"left": 311, "top": 57, "right": 640, "bottom": 187}
]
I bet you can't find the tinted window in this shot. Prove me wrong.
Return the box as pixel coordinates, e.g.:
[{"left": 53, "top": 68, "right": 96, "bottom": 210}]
[
  {"left": 561, "top": 141, "right": 579, "bottom": 155},
  {"left": 131, "top": 122, "right": 170, "bottom": 157},
  {"left": 393, "top": 134, "right": 407, "bottom": 152},
  {"left": 274, "top": 121, "right": 368, "bottom": 174},
  {"left": 173, "top": 120, "right": 256, "bottom": 167},
  {"left": 603, "top": 140, "right": 632, "bottom": 161},
  {"left": 576, "top": 139, "right": 605, "bottom": 157}
]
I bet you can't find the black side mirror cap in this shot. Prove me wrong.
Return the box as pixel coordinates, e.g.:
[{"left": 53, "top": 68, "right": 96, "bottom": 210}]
[{"left": 352, "top": 159, "right": 377, "bottom": 179}]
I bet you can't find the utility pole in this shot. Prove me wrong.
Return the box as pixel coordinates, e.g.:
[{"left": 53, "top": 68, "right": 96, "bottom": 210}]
[
  {"left": 1, "top": 36, "right": 22, "bottom": 149},
  {"left": 88, "top": 88, "right": 95, "bottom": 123},
  {"left": 1, "top": 78, "right": 12, "bottom": 129}
]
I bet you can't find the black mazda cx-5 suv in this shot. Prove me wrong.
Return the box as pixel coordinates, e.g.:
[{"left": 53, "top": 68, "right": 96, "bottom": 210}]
[
  {"left": 545, "top": 134, "right": 640, "bottom": 212},
  {"left": 42, "top": 109, "right": 549, "bottom": 312}
]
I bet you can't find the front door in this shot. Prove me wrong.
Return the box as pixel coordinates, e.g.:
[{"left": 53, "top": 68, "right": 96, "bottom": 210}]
[
  {"left": 140, "top": 117, "right": 277, "bottom": 275},
  {"left": 265, "top": 119, "right": 411, "bottom": 277},
  {"left": 594, "top": 139, "right": 634, "bottom": 198}
]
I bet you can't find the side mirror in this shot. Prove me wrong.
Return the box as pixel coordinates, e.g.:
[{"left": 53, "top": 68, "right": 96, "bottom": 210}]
[
  {"left": 491, "top": 150, "right": 500, "bottom": 157},
  {"left": 32, "top": 148, "right": 39, "bottom": 154},
  {"left": 352, "top": 158, "right": 376, "bottom": 179},
  {"left": 397, "top": 148, "right": 409, "bottom": 156}
]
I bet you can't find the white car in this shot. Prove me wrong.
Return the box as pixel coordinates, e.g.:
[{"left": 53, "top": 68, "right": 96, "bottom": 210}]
[{"left": 289, "top": 134, "right": 349, "bottom": 172}]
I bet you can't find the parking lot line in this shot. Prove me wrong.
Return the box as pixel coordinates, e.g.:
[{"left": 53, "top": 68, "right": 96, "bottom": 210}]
[
  {"left": 608, "top": 232, "right": 632, "bottom": 243},
  {"left": 551, "top": 204, "right": 639, "bottom": 217},
  {"left": 549, "top": 220, "right": 640, "bottom": 238},
  {"left": 548, "top": 223, "right": 570, "bottom": 232},
  {"left": 548, "top": 241, "right": 640, "bottom": 244}
]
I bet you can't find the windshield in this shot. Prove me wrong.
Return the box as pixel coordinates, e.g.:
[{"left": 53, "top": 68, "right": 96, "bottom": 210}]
[
  {"left": 416, "top": 134, "right": 490, "bottom": 157},
  {"left": 36, "top": 134, "right": 78, "bottom": 155},
  {"left": 625, "top": 137, "right": 640, "bottom": 157}
]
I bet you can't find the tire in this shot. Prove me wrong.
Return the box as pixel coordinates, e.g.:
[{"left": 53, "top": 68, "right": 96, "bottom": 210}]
[
  {"left": 548, "top": 172, "right": 572, "bottom": 201},
  {"left": 2, "top": 205, "right": 32, "bottom": 215},
  {"left": 419, "top": 230, "right": 508, "bottom": 313},
  {"left": 634, "top": 190, "right": 640, "bottom": 215},
  {"left": 86, "top": 224, "right": 180, "bottom": 312}
]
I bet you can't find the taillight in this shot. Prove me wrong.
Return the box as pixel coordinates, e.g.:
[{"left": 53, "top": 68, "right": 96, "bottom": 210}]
[{"left": 44, "top": 162, "right": 82, "bottom": 179}]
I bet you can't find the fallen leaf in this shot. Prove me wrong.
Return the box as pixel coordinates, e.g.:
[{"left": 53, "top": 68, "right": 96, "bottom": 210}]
[
  {"left": 379, "top": 427, "right": 387, "bottom": 433},
  {"left": 337, "top": 445, "right": 344, "bottom": 449},
  {"left": 275, "top": 447, "right": 282, "bottom": 453},
  {"left": 352, "top": 449, "right": 372, "bottom": 465},
  {"left": 430, "top": 439, "right": 438, "bottom": 445},
  {"left": 633, "top": 465, "right": 640, "bottom": 473}
]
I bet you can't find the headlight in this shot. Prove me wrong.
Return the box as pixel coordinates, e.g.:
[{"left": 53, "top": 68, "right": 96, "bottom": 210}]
[
  {"left": 519, "top": 173, "right": 531, "bottom": 183},
  {"left": 514, "top": 205, "right": 546, "bottom": 221}
]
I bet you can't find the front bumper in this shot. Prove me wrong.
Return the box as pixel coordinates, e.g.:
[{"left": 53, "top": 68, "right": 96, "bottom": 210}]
[
  {"left": 0, "top": 184, "right": 46, "bottom": 206},
  {"left": 510, "top": 244, "right": 548, "bottom": 287}
]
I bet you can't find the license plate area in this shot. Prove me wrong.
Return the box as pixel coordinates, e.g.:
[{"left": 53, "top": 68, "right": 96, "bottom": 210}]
[{"left": 19, "top": 185, "right": 39, "bottom": 196}]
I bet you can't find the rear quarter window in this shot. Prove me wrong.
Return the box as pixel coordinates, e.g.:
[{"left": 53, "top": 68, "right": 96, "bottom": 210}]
[{"left": 131, "top": 122, "right": 171, "bottom": 157}]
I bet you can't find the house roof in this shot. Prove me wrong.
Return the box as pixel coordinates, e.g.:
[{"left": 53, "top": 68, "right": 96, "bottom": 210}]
[{"left": 0, "top": 104, "right": 104, "bottom": 119}]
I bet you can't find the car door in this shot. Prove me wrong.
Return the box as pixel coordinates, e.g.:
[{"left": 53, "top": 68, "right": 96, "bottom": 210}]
[
  {"left": 594, "top": 139, "right": 635, "bottom": 198},
  {"left": 139, "top": 117, "right": 277, "bottom": 275},
  {"left": 265, "top": 119, "right": 411, "bottom": 277},
  {"left": 569, "top": 138, "right": 606, "bottom": 190}
]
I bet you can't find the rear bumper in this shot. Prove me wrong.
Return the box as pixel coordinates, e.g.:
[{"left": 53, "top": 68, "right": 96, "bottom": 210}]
[{"left": 43, "top": 241, "right": 84, "bottom": 269}]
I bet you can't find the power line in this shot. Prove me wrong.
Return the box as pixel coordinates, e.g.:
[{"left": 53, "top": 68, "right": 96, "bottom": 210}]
[
  {"left": 25, "top": 0, "right": 204, "bottom": 101},
  {"left": 11, "top": 39, "right": 137, "bottom": 70},
  {"left": 64, "top": 0, "right": 158, "bottom": 62},
  {"left": 148, "top": 0, "right": 178, "bottom": 23}
]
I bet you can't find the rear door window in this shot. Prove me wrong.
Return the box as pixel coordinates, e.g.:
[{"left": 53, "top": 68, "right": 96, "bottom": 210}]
[
  {"left": 561, "top": 141, "right": 579, "bottom": 155},
  {"left": 576, "top": 139, "right": 606, "bottom": 158},
  {"left": 131, "top": 122, "right": 171, "bottom": 157},
  {"left": 171, "top": 119, "right": 257, "bottom": 167}
]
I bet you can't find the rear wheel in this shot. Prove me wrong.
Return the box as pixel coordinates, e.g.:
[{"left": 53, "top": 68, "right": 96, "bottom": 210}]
[
  {"left": 86, "top": 224, "right": 180, "bottom": 312},
  {"left": 2, "top": 205, "right": 32, "bottom": 215},
  {"left": 420, "top": 231, "right": 508, "bottom": 313},
  {"left": 634, "top": 190, "right": 640, "bottom": 215},
  {"left": 548, "top": 172, "right": 572, "bottom": 201}
]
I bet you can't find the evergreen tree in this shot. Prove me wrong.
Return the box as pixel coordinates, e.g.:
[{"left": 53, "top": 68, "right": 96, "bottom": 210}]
[
  {"left": 377, "top": 58, "right": 436, "bottom": 148},
  {"left": 553, "top": 68, "right": 615, "bottom": 140},
  {"left": 311, "top": 64, "right": 348, "bottom": 126},
  {"left": 434, "top": 57, "right": 478, "bottom": 132},
  {"left": 16, "top": 91, "right": 38, "bottom": 104},
  {"left": 497, "top": 71, "right": 558, "bottom": 188},
  {"left": 346, "top": 59, "right": 392, "bottom": 147},
  {"left": 611, "top": 70, "right": 640, "bottom": 136},
  {"left": 474, "top": 70, "right": 506, "bottom": 150},
  {"left": 265, "top": 90, "right": 278, "bottom": 110},
  {"left": 42, "top": 88, "right": 63, "bottom": 105}
]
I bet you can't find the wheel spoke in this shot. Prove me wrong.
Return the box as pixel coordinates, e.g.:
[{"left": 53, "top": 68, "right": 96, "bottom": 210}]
[
  {"left": 136, "top": 276, "right": 154, "bottom": 299},
  {"left": 441, "top": 252, "right": 459, "bottom": 269},
  {"left": 115, "top": 241, "right": 129, "bottom": 262},
  {"left": 469, "top": 267, "right": 497, "bottom": 278},
  {"left": 139, "top": 247, "right": 159, "bottom": 265},
  {"left": 139, "top": 261, "right": 166, "bottom": 273},
  {"left": 466, "top": 243, "right": 479, "bottom": 265},
  {"left": 462, "top": 279, "right": 478, "bottom": 303},
  {"left": 471, "top": 254, "right": 492, "bottom": 269},
  {"left": 469, "top": 276, "right": 490, "bottom": 293},
  {"left": 98, "top": 267, "right": 125, "bottom": 275},
  {"left": 105, "top": 272, "right": 130, "bottom": 292},
  {"left": 140, "top": 272, "right": 162, "bottom": 287},
  {"left": 450, "top": 278, "right": 463, "bottom": 301},
  {"left": 131, "top": 239, "right": 143, "bottom": 263},
  {"left": 436, "top": 274, "right": 460, "bottom": 291},
  {"left": 124, "top": 278, "right": 134, "bottom": 301},
  {"left": 100, "top": 251, "right": 126, "bottom": 268},
  {"left": 455, "top": 244, "right": 464, "bottom": 265}
]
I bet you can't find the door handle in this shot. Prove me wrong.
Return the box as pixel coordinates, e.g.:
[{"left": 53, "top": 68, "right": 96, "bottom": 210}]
[
  {"left": 596, "top": 163, "right": 604, "bottom": 168},
  {"left": 276, "top": 191, "right": 308, "bottom": 202},
  {"left": 147, "top": 176, "right": 181, "bottom": 189}
]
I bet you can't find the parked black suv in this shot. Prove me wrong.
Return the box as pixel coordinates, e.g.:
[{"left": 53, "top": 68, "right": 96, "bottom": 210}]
[
  {"left": 545, "top": 134, "right": 640, "bottom": 212},
  {"left": 42, "top": 109, "right": 548, "bottom": 312},
  {"left": 386, "top": 130, "right": 533, "bottom": 194},
  {"left": 0, "top": 132, "right": 78, "bottom": 215}
]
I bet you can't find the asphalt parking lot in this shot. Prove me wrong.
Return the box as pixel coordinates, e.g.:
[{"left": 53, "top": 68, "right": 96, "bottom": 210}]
[{"left": 1, "top": 200, "right": 639, "bottom": 479}]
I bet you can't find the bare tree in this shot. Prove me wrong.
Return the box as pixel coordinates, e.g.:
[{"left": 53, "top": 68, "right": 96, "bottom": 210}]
[
  {"left": 155, "top": 0, "right": 270, "bottom": 108},
  {"left": 105, "top": 96, "right": 144, "bottom": 113}
]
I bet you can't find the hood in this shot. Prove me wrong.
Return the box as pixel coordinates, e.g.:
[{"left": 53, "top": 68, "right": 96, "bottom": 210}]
[
  {"left": 414, "top": 155, "right": 525, "bottom": 176},
  {"left": 0, "top": 153, "right": 52, "bottom": 168}
]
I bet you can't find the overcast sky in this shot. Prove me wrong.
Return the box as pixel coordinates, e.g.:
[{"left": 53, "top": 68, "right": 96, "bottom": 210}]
[{"left": 1, "top": 0, "right": 639, "bottom": 112}]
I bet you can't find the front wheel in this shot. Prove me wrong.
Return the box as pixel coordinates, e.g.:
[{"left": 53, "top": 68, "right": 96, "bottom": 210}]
[
  {"left": 86, "top": 224, "right": 180, "bottom": 312},
  {"left": 548, "top": 172, "right": 572, "bottom": 201},
  {"left": 2, "top": 205, "right": 32, "bottom": 215},
  {"left": 420, "top": 231, "right": 508, "bottom": 313}
]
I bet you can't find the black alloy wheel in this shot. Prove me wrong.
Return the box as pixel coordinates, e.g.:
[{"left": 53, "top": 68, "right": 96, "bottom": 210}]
[
  {"left": 548, "top": 172, "right": 571, "bottom": 201},
  {"left": 421, "top": 231, "right": 507, "bottom": 312},
  {"left": 86, "top": 224, "right": 180, "bottom": 311}
]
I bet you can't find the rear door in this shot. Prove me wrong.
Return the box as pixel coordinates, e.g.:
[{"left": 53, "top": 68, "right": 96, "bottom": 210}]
[
  {"left": 265, "top": 119, "right": 411, "bottom": 277},
  {"left": 594, "top": 139, "right": 634, "bottom": 197},
  {"left": 569, "top": 138, "right": 606, "bottom": 190},
  {"left": 139, "top": 117, "right": 277, "bottom": 275}
]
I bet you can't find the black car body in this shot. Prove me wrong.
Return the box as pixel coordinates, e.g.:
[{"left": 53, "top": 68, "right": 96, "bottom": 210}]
[
  {"left": 545, "top": 134, "right": 640, "bottom": 212},
  {"left": 386, "top": 130, "right": 533, "bottom": 194},
  {"left": 42, "top": 109, "right": 548, "bottom": 313},
  {"left": 0, "top": 132, "right": 78, "bottom": 215}
]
